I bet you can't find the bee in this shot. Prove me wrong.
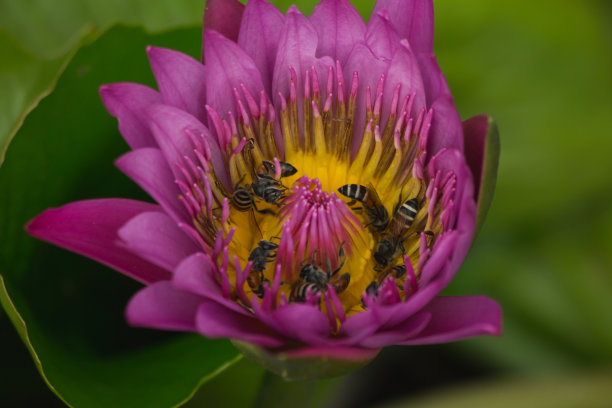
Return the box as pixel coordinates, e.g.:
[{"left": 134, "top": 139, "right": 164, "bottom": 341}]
[
  {"left": 250, "top": 160, "right": 297, "bottom": 205},
  {"left": 230, "top": 177, "right": 275, "bottom": 215},
  {"left": 246, "top": 240, "right": 278, "bottom": 298},
  {"left": 260, "top": 160, "right": 298, "bottom": 178},
  {"left": 389, "top": 198, "right": 418, "bottom": 236},
  {"left": 362, "top": 264, "right": 407, "bottom": 306},
  {"left": 338, "top": 183, "right": 389, "bottom": 232},
  {"left": 373, "top": 236, "right": 405, "bottom": 269},
  {"left": 290, "top": 247, "right": 350, "bottom": 302}
]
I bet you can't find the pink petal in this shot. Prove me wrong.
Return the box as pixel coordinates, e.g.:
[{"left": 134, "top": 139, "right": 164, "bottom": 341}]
[
  {"left": 383, "top": 40, "right": 426, "bottom": 123},
  {"left": 365, "top": 9, "right": 400, "bottom": 61},
  {"left": 147, "top": 46, "right": 208, "bottom": 123},
  {"left": 358, "top": 312, "right": 431, "bottom": 348},
  {"left": 115, "top": 147, "right": 188, "bottom": 223},
  {"left": 117, "top": 211, "right": 199, "bottom": 271},
  {"left": 272, "top": 6, "right": 334, "bottom": 126},
  {"left": 99, "top": 83, "right": 161, "bottom": 149},
  {"left": 237, "top": 0, "right": 285, "bottom": 94},
  {"left": 145, "top": 104, "right": 231, "bottom": 191},
  {"left": 399, "top": 296, "right": 502, "bottom": 345},
  {"left": 417, "top": 52, "right": 451, "bottom": 105},
  {"left": 427, "top": 95, "right": 464, "bottom": 155},
  {"left": 343, "top": 42, "right": 389, "bottom": 156},
  {"left": 373, "top": 0, "right": 434, "bottom": 53},
  {"left": 204, "top": 30, "right": 266, "bottom": 122},
  {"left": 202, "top": 0, "right": 245, "bottom": 59},
  {"left": 253, "top": 302, "right": 331, "bottom": 346},
  {"left": 172, "top": 253, "right": 226, "bottom": 302},
  {"left": 26, "top": 199, "right": 170, "bottom": 284},
  {"left": 196, "top": 299, "right": 285, "bottom": 347},
  {"left": 310, "top": 0, "right": 366, "bottom": 65},
  {"left": 126, "top": 281, "right": 201, "bottom": 331}
]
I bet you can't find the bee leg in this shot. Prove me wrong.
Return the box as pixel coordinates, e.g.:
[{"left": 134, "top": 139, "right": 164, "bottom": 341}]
[{"left": 252, "top": 200, "right": 276, "bottom": 216}]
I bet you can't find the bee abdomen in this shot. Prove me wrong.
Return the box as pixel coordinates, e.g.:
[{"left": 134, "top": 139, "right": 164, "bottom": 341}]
[{"left": 338, "top": 184, "right": 367, "bottom": 202}]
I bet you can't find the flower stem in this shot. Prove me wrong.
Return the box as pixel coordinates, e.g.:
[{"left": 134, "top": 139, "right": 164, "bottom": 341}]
[{"left": 253, "top": 370, "right": 316, "bottom": 408}]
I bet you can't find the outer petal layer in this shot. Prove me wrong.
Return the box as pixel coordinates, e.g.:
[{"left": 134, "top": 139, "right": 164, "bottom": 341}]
[
  {"left": 26, "top": 199, "right": 170, "bottom": 284},
  {"left": 203, "top": 0, "right": 244, "bottom": 55},
  {"left": 399, "top": 295, "right": 502, "bottom": 345}
]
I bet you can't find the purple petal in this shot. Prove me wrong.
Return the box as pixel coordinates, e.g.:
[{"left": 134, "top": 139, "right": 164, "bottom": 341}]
[
  {"left": 126, "top": 281, "right": 201, "bottom": 331},
  {"left": 99, "top": 83, "right": 161, "bottom": 149},
  {"left": 383, "top": 40, "right": 426, "bottom": 123},
  {"left": 417, "top": 52, "right": 451, "bottom": 105},
  {"left": 427, "top": 95, "right": 464, "bottom": 155},
  {"left": 115, "top": 147, "right": 188, "bottom": 223},
  {"left": 202, "top": 0, "right": 245, "bottom": 59},
  {"left": 147, "top": 46, "right": 207, "bottom": 123},
  {"left": 237, "top": 0, "right": 285, "bottom": 94},
  {"left": 117, "top": 211, "right": 199, "bottom": 271},
  {"left": 204, "top": 30, "right": 266, "bottom": 122},
  {"left": 173, "top": 253, "right": 226, "bottom": 302},
  {"left": 358, "top": 311, "right": 430, "bottom": 348},
  {"left": 310, "top": 0, "right": 366, "bottom": 65},
  {"left": 253, "top": 302, "right": 331, "bottom": 346},
  {"left": 196, "top": 299, "right": 285, "bottom": 347},
  {"left": 463, "top": 115, "right": 500, "bottom": 235},
  {"left": 399, "top": 296, "right": 502, "bottom": 345},
  {"left": 365, "top": 9, "right": 400, "bottom": 61},
  {"left": 343, "top": 42, "right": 389, "bottom": 156},
  {"left": 373, "top": 0, "right": 434, "bottom": 53},
  {"left": 145, "top": 104, "right": 231, "bottom": 191},
  {"left": 272, "top": 6, "right": 334, "bottom": 125},
  {"left": 26, "top": 199, "right": 170, "bottom": 284}
]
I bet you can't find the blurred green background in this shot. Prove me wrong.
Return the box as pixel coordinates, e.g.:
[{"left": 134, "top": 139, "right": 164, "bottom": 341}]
[{"left": 1, "top": 0, "right": 611, "bottom": 406}]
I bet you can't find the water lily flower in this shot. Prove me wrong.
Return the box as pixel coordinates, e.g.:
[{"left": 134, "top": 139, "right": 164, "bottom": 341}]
[{"left": 27, "top": 0, "right": 501, "bottom": 379}]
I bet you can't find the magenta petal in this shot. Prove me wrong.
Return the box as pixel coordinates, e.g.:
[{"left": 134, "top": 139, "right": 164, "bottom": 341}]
[
  {"left": 126, "top": 281, "right": 200, "bottom": 331},
  {"left": 99, "top": 83, "right": 161, "bottom": 149},
  {"left": 343, "top": 42, "right": 389, "bottom": 156},
  {"left": 254, "top": 302, "right": 331, "bottom": 346},
  {"left": 463, "top": 115, "right": 500, "bottom": 235},
  {"left": 145, "top": 104, "right": 231, "bottom": 191},
  {"left": 204, "top": 29, "right": 266, "bottom": 122},
  {"left": 400, "top": 296, "right": 502, "bottom": 345},
  {"left": 310, "top": 0, "right": 366, "bottom": 65},
  {"left": 117, "top": 211, "right": 199, "bottom": 271},
  {"left": 196, "top": 299, "right": 285, "bottom": 347},
  {"left": 358, "top": 312, "right": 431, "bottom": 348},
  {"left": 237, "top": 0, "right": 285, "bottom": 94},
  {"left": 373, "top": 0, "right": 434, "bottom": 53},
  {"left": 383, "top": 40, "right": 426, "bottom": 122},
  {"left": 273, "top": 6, "right": 334, "bottom": 117},
  {"left": 427, "top": 95, "right": 464, "bottom": 155},
  {"left": 115, "top": 147, "right": 188, "bottom": 223},
  {"left": 173, "top": 253, "right": 225, "bottom": 302},
  {"left": 26, "top": 199, "right": 170, "bottom": 284},
  {"left": 417, "top": 52, "right": 451, "bottom": 105},
  {"left": 365, "top": 9, "right": 400, "bottom": 61},
  {"left": 202, "top": 0, "right": 244, "bottom": 56},
  {"left": 147, "top": 46, "right": 207, "bottom": 123}
]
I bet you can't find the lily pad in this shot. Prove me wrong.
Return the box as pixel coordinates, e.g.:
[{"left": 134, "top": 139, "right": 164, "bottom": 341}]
[{"left": 0, "top": 25, "right": 237, "bottom": 408}]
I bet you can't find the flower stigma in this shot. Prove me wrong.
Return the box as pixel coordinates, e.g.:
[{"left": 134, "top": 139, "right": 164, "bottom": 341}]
[{"left": 178, "top": 62, "right": 454, "bottom": 333}]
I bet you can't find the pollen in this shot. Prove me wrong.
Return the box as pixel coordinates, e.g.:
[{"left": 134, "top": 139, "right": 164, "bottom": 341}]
[{"left": 177, "top": 62, "right": 454, "bottom": 330}]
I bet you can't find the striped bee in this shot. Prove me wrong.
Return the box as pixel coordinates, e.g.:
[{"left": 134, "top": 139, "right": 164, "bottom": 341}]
[
  {"left": 260, "top": 160, "right": 298, "bottom": 178},
  {"left": 246, "top": 240, "right": 278, "bottom": 298},
  {"left": 389, "top": 198, "right": 418, "bottom": 236},
  {"left": 362, "top": 264, "right": 407, "bottom": 306},
  {"left": 290, "top": 247, "right": 350, "bottom": 302},
  {"left": 337, "top": 183, "right": 389, "bottom": 232},
  {"left": 373, "top": 235, "right": 405, "bottom": 269},
  {"left": 230, "top": 178, "right": 274, "bottom": 215}
]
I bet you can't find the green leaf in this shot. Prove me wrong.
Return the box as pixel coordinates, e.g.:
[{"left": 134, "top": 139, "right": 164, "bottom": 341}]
[
  {"left": 0, "top": 0, "right": 204, "bottom": 166},
  {"left": 0, "top": 25, "right": 237, "bottom": 407}
]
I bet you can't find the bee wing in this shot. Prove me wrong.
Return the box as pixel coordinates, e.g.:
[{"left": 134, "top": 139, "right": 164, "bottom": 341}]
[{"left": 366, "top": 182, "right": 385, "bottom": 207}]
